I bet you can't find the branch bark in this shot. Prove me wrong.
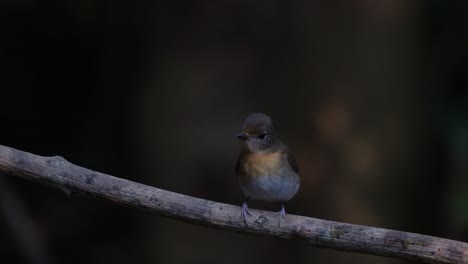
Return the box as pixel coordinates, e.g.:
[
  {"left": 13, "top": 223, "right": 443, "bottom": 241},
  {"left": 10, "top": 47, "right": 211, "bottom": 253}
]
[{"left": 0, "top": 144, "right": 466, "bottom": 263}]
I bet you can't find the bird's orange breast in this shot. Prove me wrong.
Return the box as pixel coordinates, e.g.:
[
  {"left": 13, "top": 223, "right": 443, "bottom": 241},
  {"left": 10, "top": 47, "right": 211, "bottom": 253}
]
[{"left": 241, "top": 151, "right": 282, "bottom": 178}]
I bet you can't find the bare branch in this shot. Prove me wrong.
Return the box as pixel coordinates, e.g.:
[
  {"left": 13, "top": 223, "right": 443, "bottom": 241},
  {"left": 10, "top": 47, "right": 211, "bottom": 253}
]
[{"left": 0, "top": 145, "right": 466, "bottom": 264}]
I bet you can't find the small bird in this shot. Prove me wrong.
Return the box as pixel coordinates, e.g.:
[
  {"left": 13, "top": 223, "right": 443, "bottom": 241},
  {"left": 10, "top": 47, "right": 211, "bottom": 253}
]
[{"left": 235, "top": 113, "right": 300, "bottom": 225}]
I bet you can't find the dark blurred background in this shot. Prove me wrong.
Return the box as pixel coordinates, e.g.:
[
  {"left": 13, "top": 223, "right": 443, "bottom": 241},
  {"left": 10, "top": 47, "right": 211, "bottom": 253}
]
[{"left": 1, "top": 0, "right": 467, "bottom": 263}]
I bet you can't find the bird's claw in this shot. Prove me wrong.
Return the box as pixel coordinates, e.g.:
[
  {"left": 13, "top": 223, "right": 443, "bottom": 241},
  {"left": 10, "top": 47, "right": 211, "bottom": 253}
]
[
  {"left": 274, "top": 204, "right": 287, "bottom": 226},
  {"left": 241, "top": 202, "right": 251, "bottom": 225}
]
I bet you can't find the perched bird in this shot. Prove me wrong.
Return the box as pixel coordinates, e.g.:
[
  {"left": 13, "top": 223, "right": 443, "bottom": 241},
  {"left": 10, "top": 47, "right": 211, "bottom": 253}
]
[{"left": 235, "top": 113, "right": 300, "bottom": 225}]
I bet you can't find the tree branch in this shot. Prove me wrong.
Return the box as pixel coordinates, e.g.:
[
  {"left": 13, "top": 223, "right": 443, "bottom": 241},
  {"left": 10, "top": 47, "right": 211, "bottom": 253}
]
[{"left": 0, "top": 144, "right": 466, "bottom": 264}]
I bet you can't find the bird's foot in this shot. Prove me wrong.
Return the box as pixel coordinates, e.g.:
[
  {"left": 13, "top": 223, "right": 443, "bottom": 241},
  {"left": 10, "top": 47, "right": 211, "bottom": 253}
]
[
  {"left": 274, "top": 204, "right": 287, "bottom": 226},
  {"left": 241, "top": 202, "right": 251, "bottom": 225}
]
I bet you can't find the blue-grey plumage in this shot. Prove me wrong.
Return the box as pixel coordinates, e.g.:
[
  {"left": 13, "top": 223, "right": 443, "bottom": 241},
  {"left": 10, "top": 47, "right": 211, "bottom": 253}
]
[{"left": 235, "top": 113, "right": 300, "bottom": 226}]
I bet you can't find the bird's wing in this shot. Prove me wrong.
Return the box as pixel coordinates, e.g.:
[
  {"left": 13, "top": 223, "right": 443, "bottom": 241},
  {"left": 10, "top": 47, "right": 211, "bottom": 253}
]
[{"left": 284, "top": 150, "right": 299, "bottom": 173}]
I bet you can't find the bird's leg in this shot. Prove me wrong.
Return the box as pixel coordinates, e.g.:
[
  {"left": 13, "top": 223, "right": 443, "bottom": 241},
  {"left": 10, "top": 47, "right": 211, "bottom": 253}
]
[
  {"left": 241, "top": 198, "right": 251, "bottom": 225},
  {"left": 274, "top": 202, "right": 287, "bottom": 226}
]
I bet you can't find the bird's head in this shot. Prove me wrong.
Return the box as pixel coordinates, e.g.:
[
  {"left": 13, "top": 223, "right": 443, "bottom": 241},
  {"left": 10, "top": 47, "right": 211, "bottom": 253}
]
[{"left": 237, "top": 113, "right": 278, "bottom": 152}]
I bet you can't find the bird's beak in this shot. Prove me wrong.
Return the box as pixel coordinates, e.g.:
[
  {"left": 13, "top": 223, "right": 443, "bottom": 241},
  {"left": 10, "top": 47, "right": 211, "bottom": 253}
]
[{"left": 236, "top": 132, "right": 248, "bottom": 140}]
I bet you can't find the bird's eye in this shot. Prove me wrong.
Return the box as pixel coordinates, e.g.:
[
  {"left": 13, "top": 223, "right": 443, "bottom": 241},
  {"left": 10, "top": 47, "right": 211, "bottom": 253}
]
[{"left": 258, "top": 132, "right": 266, "bottom": 139}]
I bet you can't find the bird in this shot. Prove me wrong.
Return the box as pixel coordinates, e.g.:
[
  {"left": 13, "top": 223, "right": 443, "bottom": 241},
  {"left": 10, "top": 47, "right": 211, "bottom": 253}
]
[{"left": 235, "top": 113, "right": 300, "bottom": 226}]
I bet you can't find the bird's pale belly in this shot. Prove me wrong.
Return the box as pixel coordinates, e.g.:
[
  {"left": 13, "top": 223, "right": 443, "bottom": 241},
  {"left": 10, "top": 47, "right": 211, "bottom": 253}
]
[{"left": 240, "top": 172, "right": 299, "bottom": 201}]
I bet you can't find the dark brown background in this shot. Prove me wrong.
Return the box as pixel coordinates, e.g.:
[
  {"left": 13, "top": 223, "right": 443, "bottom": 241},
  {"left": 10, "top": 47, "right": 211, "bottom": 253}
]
[{"left": 1, "top": 1, "right": 467, "bottom": 264}]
